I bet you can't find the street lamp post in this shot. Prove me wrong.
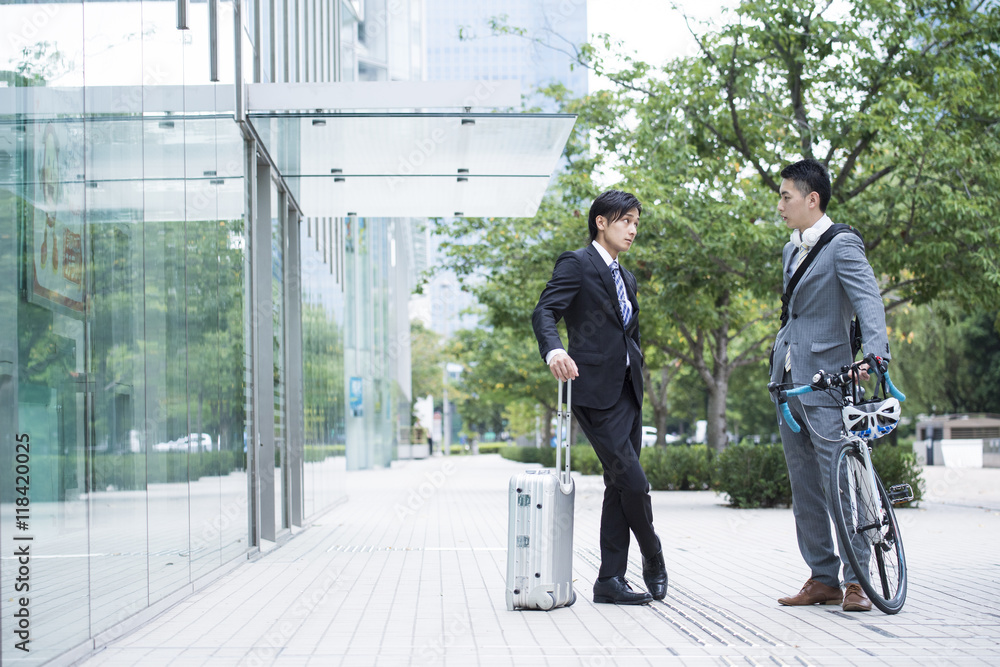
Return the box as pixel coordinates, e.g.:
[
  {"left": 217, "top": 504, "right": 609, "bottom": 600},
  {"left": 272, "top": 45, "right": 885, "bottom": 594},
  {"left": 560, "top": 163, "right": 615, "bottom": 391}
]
[{"left": 440, "top": 280, "right": 451, "bottom": 456}]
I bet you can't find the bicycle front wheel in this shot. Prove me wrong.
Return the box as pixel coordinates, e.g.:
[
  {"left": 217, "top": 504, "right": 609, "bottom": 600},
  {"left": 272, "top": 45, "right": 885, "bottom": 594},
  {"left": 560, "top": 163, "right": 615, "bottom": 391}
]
[{"left": 831, "top": 443, "right": 907, "bottom": 614}]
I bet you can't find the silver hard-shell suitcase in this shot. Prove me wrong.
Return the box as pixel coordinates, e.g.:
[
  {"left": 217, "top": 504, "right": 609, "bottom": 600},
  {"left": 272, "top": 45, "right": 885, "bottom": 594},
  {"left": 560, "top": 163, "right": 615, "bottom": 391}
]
[{"left": 505, "top": 379, "right": 576, "bottom": 611}]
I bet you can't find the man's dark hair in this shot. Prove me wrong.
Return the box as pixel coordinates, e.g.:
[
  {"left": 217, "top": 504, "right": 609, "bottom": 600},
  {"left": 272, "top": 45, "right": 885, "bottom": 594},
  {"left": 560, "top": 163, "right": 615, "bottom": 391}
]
[
  {"left": 780, "top": 159, "right": 831, "bottom": 212},
  {"left": 588, "top": 189, "right": 642, "bottom": 241}
]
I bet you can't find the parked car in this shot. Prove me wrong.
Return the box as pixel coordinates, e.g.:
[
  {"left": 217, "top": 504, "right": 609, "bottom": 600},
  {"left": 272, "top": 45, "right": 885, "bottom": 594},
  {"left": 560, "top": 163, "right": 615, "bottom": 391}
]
[
  {"left": 640, "top": 427, "right": 681, "bottom": 447},
  {"left": 150, "top": 433, "right": 215, "bottom": 452}
]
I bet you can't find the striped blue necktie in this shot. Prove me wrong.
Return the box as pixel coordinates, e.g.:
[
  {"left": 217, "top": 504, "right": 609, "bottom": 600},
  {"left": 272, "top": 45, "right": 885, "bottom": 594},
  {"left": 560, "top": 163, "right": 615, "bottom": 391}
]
[{"left": 610, "top": 260, "right": 632, "bottom": 326}]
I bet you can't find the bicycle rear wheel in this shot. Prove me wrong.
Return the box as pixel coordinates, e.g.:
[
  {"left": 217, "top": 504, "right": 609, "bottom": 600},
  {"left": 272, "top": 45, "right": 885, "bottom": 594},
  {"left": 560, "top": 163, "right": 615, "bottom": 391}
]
[{"left": 831, "top": 443, "right": 907, "bottom": 614}]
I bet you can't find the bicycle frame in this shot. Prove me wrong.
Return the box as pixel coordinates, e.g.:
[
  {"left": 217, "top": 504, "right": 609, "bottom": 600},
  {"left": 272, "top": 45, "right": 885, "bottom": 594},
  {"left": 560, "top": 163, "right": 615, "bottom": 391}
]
[
  {"left": 844, "top": 435, "right": 887, "bottom": 545},
  {"left": 768, "top": 353, "right": 906, "bottom": 544},
  {"left": 768, "top": 353, "right": 911, "bottom": 614}
]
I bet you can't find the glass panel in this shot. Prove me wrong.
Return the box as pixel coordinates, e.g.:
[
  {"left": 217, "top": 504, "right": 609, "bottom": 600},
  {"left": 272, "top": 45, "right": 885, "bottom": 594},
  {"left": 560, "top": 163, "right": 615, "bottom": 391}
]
[
  {"left": 86, "top": 169, "right": 149, "bottom": 634},
  {"left": 301, "top": 216, "right": 346, "bottom": 516},
  {"left": 286, "top": 174, "right": 552, "bottom": 218},
  {"left": 0, "top": 121, "right": 17, "bottom": 659},
  {"left": 255, "top": 114, "right": 576, "bottom": 178},
  {"left": 82, "top": 3, "right": 147, "bottom": 630},
  {"left": 247, "top": 113, "right": 575, "bottom": 217},
  {"left": 271, "top": 180, "right": 286, "bottom": 529},
  {"left": 217, "top": 127, "right": 250, "bottom": 562},
  {"left": 1, "top": 0, "right": 254, "bottom": 658},
  {"left": 358, "top": 0, "right": 388, "bottom": 64},
  {"left": 187, "top": 171, "right": 224, "bottom": 579},
  {"left": 217, "top": 0, "right": 238, "bottom": 86},
  {"left": 2, "top": 113, "right": 92, "bottom": 664},
  {"left": 141, "top": 0, "right": 188, "bottom": 86},
  {"left": 218, "top": 212, "right": 251, "bottom": 559},
  {"left": 142, "top": 175, "right": 192, "bottom": 602},
  {"left": 341, "top": 1, "right": 358, "bottom": 82}
]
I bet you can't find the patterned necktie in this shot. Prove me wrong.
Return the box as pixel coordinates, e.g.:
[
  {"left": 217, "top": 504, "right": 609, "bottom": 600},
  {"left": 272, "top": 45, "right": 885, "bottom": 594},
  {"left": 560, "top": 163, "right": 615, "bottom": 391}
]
[
  {"left": 610, "top": 260, "right": 632, "bottom": 326},
  {"left": 784, "top": 246, "right": 810, "bottom": 372}
]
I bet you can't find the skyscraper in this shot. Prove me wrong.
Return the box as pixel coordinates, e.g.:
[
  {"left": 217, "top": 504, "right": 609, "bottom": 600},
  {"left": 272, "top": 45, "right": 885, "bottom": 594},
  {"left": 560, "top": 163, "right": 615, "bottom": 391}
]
[{"left": 419, "top": 0, "right": 588, "bottom": 336}]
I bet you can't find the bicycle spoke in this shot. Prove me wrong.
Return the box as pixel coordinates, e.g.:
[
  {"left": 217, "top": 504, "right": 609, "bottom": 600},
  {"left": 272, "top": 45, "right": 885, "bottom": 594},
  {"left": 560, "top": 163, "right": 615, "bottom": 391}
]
[{"left": 831, "top": 443, "right": 907, "bottom": 614}]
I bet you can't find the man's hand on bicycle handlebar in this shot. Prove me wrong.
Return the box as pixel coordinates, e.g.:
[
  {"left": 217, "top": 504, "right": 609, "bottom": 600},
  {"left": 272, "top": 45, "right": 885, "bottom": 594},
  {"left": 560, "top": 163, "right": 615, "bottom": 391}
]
[{"left": 811, "top": 354, "right": 888, "bottom": 390}]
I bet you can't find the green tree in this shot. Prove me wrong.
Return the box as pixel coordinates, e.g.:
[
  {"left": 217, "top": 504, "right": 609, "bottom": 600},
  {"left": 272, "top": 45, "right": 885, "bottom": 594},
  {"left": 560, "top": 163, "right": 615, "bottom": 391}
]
[
  {"left": 302, "top": 301, "right": 344, "bottom": 444},
  {"left": 449, "top": 324, "right": 561, "bottom": 445},
  {"left": 409, "top": 320, "right": 443, "bottom": 412},
  {"left": 888, "top": 304, "right": 1000, "bottom": 416},
  {"left": 451, "top": 0, "right": 1000, "bottom": 450}
]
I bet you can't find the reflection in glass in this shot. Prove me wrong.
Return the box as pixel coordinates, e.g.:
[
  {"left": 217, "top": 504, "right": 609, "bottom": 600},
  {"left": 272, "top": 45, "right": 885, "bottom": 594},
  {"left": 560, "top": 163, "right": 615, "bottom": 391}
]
[
  {"left": 302, "top": 217, "right": 348, "bottom": 516},
  {"left": 272, "top": 180, "right": 287, "bottom": 529},
  {"left": 2, "top": 114, "right": 92, "bottom": 663},
  {"left": 142, "top": 181, "right": 193, "bottom": 603},
  {"left": 87, "top": 176, "right": 149, "bottom": 634}
]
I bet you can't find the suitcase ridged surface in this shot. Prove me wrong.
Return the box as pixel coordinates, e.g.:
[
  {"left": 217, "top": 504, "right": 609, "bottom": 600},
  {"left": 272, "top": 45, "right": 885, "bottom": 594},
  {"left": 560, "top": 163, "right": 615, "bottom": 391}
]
[{"left": 505, "top": 379, "right": 576, "bottom": 611}]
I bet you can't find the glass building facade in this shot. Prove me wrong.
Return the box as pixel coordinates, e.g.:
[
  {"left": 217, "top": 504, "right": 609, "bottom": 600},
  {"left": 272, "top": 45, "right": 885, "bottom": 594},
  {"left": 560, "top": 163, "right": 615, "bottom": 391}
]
[
  {"left": 0, "top": 1, "right": 421, "bottom": 664},
  {"left": 0, "top": 0, "right": 572, "bottom": 663}
]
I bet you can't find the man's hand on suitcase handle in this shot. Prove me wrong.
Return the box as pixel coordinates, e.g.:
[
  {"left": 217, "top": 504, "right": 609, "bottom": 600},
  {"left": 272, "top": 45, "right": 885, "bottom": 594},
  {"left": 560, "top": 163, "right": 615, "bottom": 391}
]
[{"left": 548, "top": 352, "right": 579, "bottom": 382}]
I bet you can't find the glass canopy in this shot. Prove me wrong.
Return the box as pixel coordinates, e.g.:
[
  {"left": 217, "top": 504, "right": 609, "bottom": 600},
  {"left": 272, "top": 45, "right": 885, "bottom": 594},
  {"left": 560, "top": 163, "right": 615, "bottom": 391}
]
[
  {"left": 248, "top": 112, "right": 576, "bottom": 218},
  {"left": 0, "top": 83, "right": 576, "bottom": 218}
]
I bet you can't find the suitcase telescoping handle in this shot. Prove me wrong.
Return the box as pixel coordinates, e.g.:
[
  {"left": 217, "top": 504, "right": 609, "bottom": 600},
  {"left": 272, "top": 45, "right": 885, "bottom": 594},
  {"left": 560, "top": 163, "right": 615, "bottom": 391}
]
[{"left": 555, "top": 379, "right": 572, "bottom": 484}]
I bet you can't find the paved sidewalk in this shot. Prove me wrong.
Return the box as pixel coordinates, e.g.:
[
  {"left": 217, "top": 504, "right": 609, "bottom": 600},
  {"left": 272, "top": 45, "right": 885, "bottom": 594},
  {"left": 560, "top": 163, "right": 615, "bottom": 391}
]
[{"left": 80, "top": 456, "right": 1000, "bottom": 666}]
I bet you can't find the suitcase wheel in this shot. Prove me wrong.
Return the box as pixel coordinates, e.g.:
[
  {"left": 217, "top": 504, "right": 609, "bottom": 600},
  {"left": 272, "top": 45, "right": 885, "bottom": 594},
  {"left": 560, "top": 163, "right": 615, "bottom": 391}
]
[{"left": 528, "top": 588, "right": 555, "bottom": 611}]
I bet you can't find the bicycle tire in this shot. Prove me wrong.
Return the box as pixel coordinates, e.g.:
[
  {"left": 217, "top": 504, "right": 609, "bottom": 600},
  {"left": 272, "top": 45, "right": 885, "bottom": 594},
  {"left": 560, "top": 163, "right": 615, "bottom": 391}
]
[{"left": 831, "top": 443, "right": 907, "bottom": 614}]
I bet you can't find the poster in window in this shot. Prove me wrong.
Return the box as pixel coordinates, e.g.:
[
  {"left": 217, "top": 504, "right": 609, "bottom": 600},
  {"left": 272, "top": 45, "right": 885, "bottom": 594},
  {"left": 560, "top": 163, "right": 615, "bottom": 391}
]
[{"left": 30, "top": 121, "right": 85, "bottom": 316}]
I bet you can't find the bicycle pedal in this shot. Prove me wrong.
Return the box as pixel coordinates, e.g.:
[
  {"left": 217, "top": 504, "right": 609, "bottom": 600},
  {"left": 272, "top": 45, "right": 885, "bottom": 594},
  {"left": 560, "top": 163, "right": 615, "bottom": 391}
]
[{"left": 888, "top": 483, "right": 914, "bottom": 505}]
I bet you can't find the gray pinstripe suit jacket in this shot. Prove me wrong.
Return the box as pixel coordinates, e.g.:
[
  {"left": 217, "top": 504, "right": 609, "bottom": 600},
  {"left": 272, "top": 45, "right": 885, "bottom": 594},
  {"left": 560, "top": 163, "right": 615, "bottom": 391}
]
[{"left": 769, "top": 230, "right": 891, "bottom": 407}]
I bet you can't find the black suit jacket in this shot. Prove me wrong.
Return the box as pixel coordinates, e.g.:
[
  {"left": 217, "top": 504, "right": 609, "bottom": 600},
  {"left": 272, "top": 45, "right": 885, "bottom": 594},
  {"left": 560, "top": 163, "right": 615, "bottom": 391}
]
[{"left": 532, "top": 244, "right": 644, "bottom": 410}]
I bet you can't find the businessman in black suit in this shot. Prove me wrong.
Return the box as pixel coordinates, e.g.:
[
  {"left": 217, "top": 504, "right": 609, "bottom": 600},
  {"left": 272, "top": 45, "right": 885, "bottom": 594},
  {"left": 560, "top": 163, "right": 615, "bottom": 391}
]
[{"left": 531, "top": 189, "right": 667, "bottom": 605}]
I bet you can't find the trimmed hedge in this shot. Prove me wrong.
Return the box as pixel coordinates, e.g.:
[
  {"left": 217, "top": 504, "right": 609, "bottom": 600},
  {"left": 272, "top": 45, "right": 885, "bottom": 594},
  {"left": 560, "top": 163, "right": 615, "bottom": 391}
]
[
  {"left": 498, "top": 444, "right": 713, "bottom": 489},
  {"left": 498, "top": 445, "right": 555, "bottom": 468},
  {"left": 305, "top": 444, "right": 345, "bottom": 462},
  {"left": 713, "top": 442, "right": 792, "bottom": 508},
  {"left": 715, "top": 440, "right": 925, "bottom": 509},
  {"left": 498, "top": 440, "right": 924, "bottom": 510},
  {"left": 642, "top": 445, "right": 713, "bottom": 491},
  {"left": 498, "top": 445, "right": 599, "bottom": 472},
  {"left": 871, "top": 444, "right": 924, "bottom": 507},
  {"left": 570, "top": 446, "right": 604, "bottom": 476}
]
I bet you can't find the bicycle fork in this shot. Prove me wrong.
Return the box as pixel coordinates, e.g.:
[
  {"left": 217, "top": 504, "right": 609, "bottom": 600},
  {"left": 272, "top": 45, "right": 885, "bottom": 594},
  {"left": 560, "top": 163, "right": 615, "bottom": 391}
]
[
  {"left": 847, "top": 439, "right": 888, "bottom": 544},
  {"left": 848, "top": 439, "right": 913, "bottom": 542}
]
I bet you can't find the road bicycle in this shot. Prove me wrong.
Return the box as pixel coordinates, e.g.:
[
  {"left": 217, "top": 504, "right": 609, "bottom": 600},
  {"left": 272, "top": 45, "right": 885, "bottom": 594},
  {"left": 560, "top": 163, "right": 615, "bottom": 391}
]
[{"left": 769, "top": 353, "right": 913, "bottom": 614}]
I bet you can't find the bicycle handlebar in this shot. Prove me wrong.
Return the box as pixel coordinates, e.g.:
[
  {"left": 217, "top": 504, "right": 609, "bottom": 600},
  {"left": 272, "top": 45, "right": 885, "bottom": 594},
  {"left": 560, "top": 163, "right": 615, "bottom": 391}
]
[
  {"left": 769, "top": 354, "right": 904, "bottom": 434},
  {"left": 884, "top": 374, "right": 906, "bottom": 402}
]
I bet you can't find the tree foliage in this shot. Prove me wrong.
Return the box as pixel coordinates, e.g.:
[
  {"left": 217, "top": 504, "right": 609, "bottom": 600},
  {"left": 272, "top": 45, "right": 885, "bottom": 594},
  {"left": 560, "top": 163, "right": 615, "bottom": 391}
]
[
  {"left": 439, "top": 0, "right": 1000, "bottom": 450},
  {"left": 449, "top": 324, "right": 559, "bottom": 443},
  {"left": 409, "top": 320, "right": 444, "bottom": 405},
  {"left": 888, "top": 304, "right": 1000, "bottom": 416}
]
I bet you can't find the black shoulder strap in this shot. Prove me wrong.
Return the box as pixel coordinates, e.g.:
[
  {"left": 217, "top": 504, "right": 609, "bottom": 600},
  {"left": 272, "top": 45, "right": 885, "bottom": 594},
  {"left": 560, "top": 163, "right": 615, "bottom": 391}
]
[{"left": 779, "top": 224, "right": 863, "bottom": 327}]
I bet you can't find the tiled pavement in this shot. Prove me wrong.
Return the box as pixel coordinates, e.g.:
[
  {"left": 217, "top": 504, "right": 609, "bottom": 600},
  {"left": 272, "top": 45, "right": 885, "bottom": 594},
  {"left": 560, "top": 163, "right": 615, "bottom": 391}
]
[{"left": 78, "top": 456, "right": 1000, "bottom": 666}]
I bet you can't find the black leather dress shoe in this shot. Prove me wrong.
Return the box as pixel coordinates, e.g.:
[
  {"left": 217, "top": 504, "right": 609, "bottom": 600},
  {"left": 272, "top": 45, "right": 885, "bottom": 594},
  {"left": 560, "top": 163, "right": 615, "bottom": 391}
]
[
  {"left": 642, "top": 536, "right": 668, "bottom": 601},
  {"left": 593, "top": 576, "right": 653, "bottom": 605}
]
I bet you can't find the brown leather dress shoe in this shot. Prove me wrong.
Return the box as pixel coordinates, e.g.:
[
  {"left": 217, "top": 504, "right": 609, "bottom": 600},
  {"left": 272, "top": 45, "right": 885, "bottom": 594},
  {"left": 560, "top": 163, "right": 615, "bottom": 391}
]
[
  {"left": 778, "top": 579, "right": 843, "bottom": 606},
  {"left": 842, "top": 583, "right": 872, "bottom": 611}
]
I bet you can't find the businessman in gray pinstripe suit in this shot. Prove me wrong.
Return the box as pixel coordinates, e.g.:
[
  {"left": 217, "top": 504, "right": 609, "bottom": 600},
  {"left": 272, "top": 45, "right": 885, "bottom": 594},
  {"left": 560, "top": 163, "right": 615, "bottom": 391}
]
[{"left": 769, "top": 159, "right": 892, "bottom": 613}]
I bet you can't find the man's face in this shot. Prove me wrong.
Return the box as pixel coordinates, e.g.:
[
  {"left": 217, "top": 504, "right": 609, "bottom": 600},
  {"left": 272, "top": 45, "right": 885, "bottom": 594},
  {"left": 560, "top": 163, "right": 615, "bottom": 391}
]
[
  {"left": 777, "top": 178, "right": 818, "bottom": 233},
  {"left": 596, "top": 207, "right": 639, "bottom": 257}
]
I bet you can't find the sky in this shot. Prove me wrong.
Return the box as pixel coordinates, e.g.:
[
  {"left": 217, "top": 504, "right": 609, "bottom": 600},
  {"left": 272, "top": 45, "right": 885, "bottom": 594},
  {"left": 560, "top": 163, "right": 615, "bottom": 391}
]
[{"left": 586, "top": 0, "right": 741, "bottom": 91}]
